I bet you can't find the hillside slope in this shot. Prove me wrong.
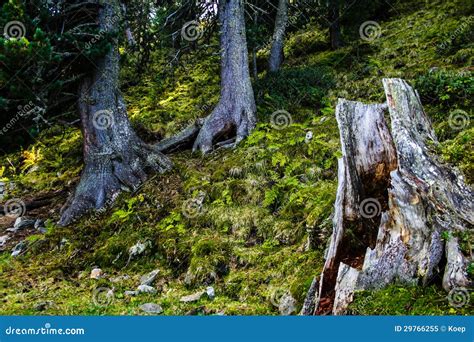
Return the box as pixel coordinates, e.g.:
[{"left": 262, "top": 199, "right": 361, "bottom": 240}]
[{"left": 0, "top": 0, "right": 472, "bottom": 315}]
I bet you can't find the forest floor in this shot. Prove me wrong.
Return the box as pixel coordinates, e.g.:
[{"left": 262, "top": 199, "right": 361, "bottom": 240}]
[{"left": 0, "top": 0, "right": 472, "bottom": 315}]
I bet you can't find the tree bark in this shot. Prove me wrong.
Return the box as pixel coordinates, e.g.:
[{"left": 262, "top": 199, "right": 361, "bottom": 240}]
[
  {"left": 268, "top": 0, "right": 288, "bottom": 72},
  {"left": 192, "top": 0, "right": 256, "bottom": 154},
  {"left": 314, "top": 78, "right": 473, "bottom": 315},
  {"left": 328, "top": 0, "right": 342, "bottom": 50},
  {"left": 59, "top": 0, "right": 172, "bottom": 226}
]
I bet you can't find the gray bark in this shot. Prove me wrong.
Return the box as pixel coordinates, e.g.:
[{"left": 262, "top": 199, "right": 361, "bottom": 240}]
[
  {"left": 59, "top": 1, "right": 172, "bottom": 226},
  {"left": 328, "top": 0, "right": 342, "bottom": 50},
  {"left": 300, "top": 276, "right": 319, "bottom": 315},
  {"left": 314, "top": 78, "right": 473, "bottom": 315},
  {"left": 268, "top": 0, "right": 288, "bottom": 72},
  {"left": 156, "top": 119, "right": 204, "bottom": 154},
  {"left": 192, "top": 0, "right": 256, "bottom": 154}
]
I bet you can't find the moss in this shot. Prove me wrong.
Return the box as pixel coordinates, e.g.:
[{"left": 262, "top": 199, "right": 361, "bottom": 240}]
[
  {"left": 349, "top": 285, "right": 473, "bottom": 316},
  {"left": 0, "top": 0, "right": 472, "bottom": 316}
]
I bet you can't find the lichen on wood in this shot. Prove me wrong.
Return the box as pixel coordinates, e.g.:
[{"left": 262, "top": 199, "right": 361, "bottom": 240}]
[{"left": 314, "top": 78, "right": 473, "bottom": 315}]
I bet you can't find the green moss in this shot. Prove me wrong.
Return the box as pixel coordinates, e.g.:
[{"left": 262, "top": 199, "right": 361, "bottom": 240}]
[
  {"left": 350, "top": 285, "right": 473, "bottom": 315},
  {"left": 0, "top": 0, "right": 472, "bottom": 316}
]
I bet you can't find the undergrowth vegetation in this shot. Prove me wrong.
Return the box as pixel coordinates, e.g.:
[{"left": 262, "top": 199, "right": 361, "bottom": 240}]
[{"left": 0, "top": 0, "right": 472, "bottom": 315}]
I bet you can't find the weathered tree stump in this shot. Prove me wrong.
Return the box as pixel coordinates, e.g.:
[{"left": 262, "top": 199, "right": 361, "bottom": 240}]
[{"left": 312, "top": 78, "right": 473, "bottom": 315}]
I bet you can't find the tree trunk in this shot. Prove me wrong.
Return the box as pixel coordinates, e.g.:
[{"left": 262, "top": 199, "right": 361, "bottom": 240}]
[
  {"left": 192, "top": 0, "right": 256, "bottom": 154},
  {"left": 328, "top": 0, "right": 342, "bottom": 50},
  {"left": 313, "top": 78, "right": 473, "bottom": 315},
  {"left": 59, "top": 1, "right": 172, "bottom": 226},
  {"left": 268, "top": 0, "right": 288, "bottom": 73}
]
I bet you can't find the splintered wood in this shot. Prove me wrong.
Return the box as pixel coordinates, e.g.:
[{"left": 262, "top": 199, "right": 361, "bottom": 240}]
[{"left": 313, "top": 78, "right": 473, "bottom": 315}]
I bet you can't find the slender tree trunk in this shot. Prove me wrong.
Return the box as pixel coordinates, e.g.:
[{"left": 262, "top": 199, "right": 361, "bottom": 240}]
[
  {"left": 328, "top": 0, "right": 342, "bottom": 50},
  {"left": 193, "top": 0, "right": 256, "bottom": 154},
  {"left": 59, "top": 1, "right": 172, "bottom": 226},
  {"left": 268, "top": 0, "right": 288, "bottom": 72},
  {"left": 252, "top": 12, "right": 258, "bottom": 80}
]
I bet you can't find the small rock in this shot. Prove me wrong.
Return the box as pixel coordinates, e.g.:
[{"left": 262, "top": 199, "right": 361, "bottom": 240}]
[
  {"left": 14, "top": 217, "right": 35, "bottom": 230},
  {"left": 139, "top": 303, "right": 163, "bottom": 314},
  {"left": 124, "top": 290, "right": 139, "bottom": 296},
  {"left": 37, "top": 227, "right": 47, "bottom": 234},
  {"left": 140, "top": 269, "right": 159, "bottom": 286},
  {"left": 0, "top": 181, "right": 5, "bottom": 200},
  {"left": 34, "top": 301, "right": 54, "bottom": 312},
  {"left": 59, "top": 238, "right": 68, "bottom": 250},
  {"left": 183, "top": 271, "right": 194, "bottom": 286},
  {"left": 278, "top": 293, "right": 297, "bottom": 316},
  {"left": 180, "top": 291, "right": 205, "bottom": 303},
  {"left": 11, "top": 241, "right": 27, "bottom": 257},
  {"left": 0, "top": 235, "right": 10, "bottom": 247},
  {"left": 110, "top": 275, "right": 130, "bottom": 283},
  {"left": 206, "top": 286, "right": 215, "bottom": 300},
  {"left": 34, "top": 219, "right": 46, "bottom": 233},
  {"left": 305, "top": 131, "right": 313, "bottom": 143},
  {"left": 137, "top": 284, "right": 157, "bottom": 294},
  {"left": 90, "top": 268, "right": 103, "bottom": 279},
  {"left": 129, "top": 241, "right": 150, "bottom": 258}
]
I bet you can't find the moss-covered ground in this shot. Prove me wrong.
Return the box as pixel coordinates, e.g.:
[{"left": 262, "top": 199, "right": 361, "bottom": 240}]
[{"left": 0, "top": 0, "right": 472, "bottom": 315}]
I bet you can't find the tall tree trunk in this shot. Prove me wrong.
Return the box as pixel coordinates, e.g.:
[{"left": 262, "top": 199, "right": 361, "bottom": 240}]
[
  {"left": 59, "top": 1, "right": 172, "bottom": 226},
  {"left": 328, "top": 0, "right": 342, "bottom": 50},
  {"left": 313, "top": 79, "right": 473, "bottom": 315},
  {"left": 193, "top": 0, "right": 256, "bottom": 154},
  {"left": 268, "top": 0, "right": 288, "bottom": 72},
  {"left": 252, "top": 11, "right": 258, "bottom": 80}
]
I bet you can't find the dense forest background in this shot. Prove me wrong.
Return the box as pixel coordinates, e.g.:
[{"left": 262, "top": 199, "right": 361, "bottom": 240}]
[{"left": 0, "top": 0, "right": 472, "bottom": 315}]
